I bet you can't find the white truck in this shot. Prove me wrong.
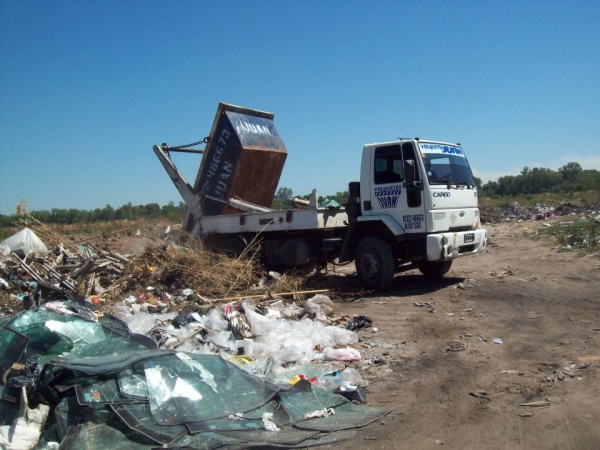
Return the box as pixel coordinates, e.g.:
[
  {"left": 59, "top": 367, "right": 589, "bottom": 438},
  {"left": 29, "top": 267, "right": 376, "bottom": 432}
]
[{"left": 154, "top": 103, "right": 487, "bottom": 290}]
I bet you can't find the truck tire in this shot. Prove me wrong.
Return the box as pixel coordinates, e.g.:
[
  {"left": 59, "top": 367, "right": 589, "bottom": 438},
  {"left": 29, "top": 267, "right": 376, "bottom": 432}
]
[
  {"left": 216, "top": 236, "right": 247, "bottom": 258},
  {"left": 355, "top": 236, "right": 395, "bottom": 290},
  {"left": 419, "top": 260, "right": 452, "bottom": 277}
]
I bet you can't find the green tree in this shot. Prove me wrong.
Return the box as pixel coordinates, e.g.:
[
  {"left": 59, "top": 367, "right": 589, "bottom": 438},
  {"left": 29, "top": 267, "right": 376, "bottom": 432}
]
[
  {"left": 161, "top": 201, "right": 184, "bottom": 221},
  {"left": 116, "top": 202, "right": 137, "bottom": 220},
  {"left": 577, "top": 169, "right": 600, "bottom": 190},
  {"left": 144, "top": 203, "right": 161, "bottom": 219},
  {"left": 275, "top": 187, "right": 293, "bottom": 200},
  {"left": 332, "top": 190, "right": 349, "bottom": 205},
  {"left": 559, "top": 162, "right": 583, "bottom": 182},
  {"left": 0, "top": 214, "right": 17, "bottom": 227},
  {"left": 497, "top": 175, "right": 516, "bottom": 195},
  {"left": 481, "top": 180, "right": 499, "bottom": 196}
]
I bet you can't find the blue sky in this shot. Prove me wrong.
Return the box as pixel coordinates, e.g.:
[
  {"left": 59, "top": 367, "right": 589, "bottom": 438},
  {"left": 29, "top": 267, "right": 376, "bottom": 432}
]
[{"left": 1, "top": 1, "right": 598, "bottom": 215}]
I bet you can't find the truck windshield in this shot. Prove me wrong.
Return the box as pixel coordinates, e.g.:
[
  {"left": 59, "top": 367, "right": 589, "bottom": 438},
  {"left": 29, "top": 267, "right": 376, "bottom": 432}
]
[{"left": 419, "top": 144, "right": 476, "bottom": 187}]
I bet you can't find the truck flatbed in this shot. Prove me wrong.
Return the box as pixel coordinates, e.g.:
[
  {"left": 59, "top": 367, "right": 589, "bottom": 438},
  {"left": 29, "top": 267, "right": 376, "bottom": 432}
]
[{"left": 199, "top": 207, "right": 348, "bottom": 235}]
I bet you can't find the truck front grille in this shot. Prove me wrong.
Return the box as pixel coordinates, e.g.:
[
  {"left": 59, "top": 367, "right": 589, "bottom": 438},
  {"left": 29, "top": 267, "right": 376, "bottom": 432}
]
[{"left": 450, "top": 226, "right": 472, "bottom": 232}]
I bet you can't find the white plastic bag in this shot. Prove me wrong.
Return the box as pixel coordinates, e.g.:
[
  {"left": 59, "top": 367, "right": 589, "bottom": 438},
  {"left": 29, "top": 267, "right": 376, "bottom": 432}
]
[
  {"left": 205, "top": 330, "right": 237, "bottom": 353},
  {"left": 1, "top": 228, "right": 49, "bottom": 257},
  {"left": 305, "top": 294, "right": 334, "bottom": 316},
  {"left": 322, "top": 347, "right": 361, "bottom": 361},
  {"left": 206, "top": 308, "right": 229, "bottom": 331},
  {"left": 242, "top": 299, "right": 358, "bottom": 365}
]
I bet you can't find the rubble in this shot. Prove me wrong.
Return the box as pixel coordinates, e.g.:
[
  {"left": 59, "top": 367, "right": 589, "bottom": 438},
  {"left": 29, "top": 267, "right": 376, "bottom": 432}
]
[
  {"left": 1, "top": 228, "right": 132, "bottom": 314},
  {"left": 0, "top": 226, "right": 390, "bottom": 448},
  {"left": 484, "top": 200, "right": 599, "bottom": 224},
  {"left": 543, "top": 360, "right": 591, "bottom": 384},
  {"left": 0, "top": 293, "right": 390, "bottom": 448}
]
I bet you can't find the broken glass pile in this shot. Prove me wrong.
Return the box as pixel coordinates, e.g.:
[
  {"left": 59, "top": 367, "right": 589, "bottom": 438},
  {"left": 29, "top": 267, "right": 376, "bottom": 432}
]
[{"left": 0, "top": 298, "right": 389, "bottom": 449}]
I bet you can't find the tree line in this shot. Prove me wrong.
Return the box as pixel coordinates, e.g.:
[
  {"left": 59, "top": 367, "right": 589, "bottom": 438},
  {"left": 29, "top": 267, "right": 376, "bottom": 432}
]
[
  {"left": 0, "top": 201, "right": 187, "bottom": 228},
  {"left": 479, "top": 162, "right": 600, "bottom": 197}
]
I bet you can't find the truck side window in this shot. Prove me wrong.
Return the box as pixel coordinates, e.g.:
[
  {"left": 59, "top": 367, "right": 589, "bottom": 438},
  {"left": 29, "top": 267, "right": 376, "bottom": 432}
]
[
  {"left": 374, "top": 145, "right": 403, "bottom": 185},
  {"left": 402, "top": 143, "right": 422, "bottom": 208}
]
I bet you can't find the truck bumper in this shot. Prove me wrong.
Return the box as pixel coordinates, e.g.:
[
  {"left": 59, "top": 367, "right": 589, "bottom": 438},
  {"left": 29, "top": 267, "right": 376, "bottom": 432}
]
[{"left": 426, "top": 229, "right": 487, "bottom": 261}]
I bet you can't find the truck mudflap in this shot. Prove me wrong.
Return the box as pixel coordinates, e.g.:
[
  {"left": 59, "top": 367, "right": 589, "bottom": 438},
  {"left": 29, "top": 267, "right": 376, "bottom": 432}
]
[{"left": 426, "top": 229, "right": 487, "bottom": 261}]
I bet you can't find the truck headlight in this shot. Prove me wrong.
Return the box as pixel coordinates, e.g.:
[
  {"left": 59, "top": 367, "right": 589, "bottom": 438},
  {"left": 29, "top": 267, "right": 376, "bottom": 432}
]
[{"left": 434, "top": 212, "right": 446, "bottom": 220}]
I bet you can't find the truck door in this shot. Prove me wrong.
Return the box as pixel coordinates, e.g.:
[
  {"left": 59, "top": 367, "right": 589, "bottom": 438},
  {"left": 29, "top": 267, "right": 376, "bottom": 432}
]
[{"left": 367, "top": 143, "right": 425, "bottom": 233}]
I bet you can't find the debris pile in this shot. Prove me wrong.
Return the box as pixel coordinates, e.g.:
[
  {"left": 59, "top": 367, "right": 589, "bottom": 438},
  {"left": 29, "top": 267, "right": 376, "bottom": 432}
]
[
  {"left": 1, "top": 228, "right": 132, "bottom": 314},
  {"left": 491, "top": 201, "right": 599, "bottom": 223},
  {"left": 0, "top": 297, "right": 389, "bottom": 448},
  {"left": 534, "top": 214, "right": 600, "bottom": 252},
  {"left": 0, "top": 226, "right": 386, "bottom": 448},
  {"left": 544, "top": 361, "right": 591, "bottom": 383}
]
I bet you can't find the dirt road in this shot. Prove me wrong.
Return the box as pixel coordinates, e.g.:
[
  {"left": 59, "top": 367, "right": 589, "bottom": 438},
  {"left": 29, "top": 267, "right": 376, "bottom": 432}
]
[{"left": 333, "top": 221, "right": 600, "bottom": 449}]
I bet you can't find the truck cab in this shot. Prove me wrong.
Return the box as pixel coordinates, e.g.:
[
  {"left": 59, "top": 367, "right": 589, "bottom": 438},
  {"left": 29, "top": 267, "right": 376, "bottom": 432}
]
[{"left": 342, "top": 139, "right": 487, "bottom": 289}]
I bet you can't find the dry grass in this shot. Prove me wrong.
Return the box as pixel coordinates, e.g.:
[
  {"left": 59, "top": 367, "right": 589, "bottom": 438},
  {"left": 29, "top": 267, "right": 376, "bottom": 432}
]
[
  {"left": 16, "top": 215, "right": 80, "bottom": 253},
  {"left": 106, "top": 241, "right": 357, "bottom": 305},
  {"left": 13, "top": 214, "right": 141, "bottom": 247}
]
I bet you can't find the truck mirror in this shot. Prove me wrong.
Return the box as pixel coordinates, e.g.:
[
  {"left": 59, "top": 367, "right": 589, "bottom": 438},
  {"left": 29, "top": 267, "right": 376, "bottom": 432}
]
[{"left": 404, "top": 159, "right": 416, "bottom": 184}]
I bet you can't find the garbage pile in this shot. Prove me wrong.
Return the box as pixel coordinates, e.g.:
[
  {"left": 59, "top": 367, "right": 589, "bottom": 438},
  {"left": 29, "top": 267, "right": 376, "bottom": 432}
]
[
  {"left": 494, "top": 201, "right": 599, "bottom": 223},
  {"left": 0, "top": 228, "right": 388, "bottom": 449},
  {"left": 0, "top": 297, "right": 388, "bottom": 449},
  {"left": 1, "top": 227, "right": 131, "bottom": 314}
]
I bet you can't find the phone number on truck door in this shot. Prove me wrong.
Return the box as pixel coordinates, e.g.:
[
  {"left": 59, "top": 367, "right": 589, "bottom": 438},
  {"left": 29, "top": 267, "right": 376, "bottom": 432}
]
[{"left": 402, "top": 214, "right": 424, "bottom": 229}]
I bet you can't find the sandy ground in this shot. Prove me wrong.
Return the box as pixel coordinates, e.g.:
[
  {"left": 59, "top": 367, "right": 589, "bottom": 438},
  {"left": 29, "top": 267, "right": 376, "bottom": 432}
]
[{"left": 329, "top": 221, "right": 600, "bottom": 449}]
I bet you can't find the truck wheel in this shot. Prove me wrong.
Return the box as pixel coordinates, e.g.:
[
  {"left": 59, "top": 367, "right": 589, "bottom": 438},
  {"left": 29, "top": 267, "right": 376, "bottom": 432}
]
[
  {"left": 419, "top": 260, "right": 452, "bottom": 277},
  {"left": 216, "top": 236, "right": 247, "bottom": 257},
  {"left": 355, "top": 237, "right": 395, "bottom": 290}
]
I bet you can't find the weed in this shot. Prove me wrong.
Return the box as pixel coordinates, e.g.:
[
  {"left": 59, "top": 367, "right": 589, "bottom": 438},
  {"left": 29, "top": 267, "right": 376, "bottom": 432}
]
[{"left": 535, "top": 218, "right": 600, "bottom": 251}]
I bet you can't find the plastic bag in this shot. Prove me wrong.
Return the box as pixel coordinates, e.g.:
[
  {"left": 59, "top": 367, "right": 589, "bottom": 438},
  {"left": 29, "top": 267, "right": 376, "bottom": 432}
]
[
  {"left": 122, "top": 311, "right": 176, "bottom": 334},
  {"left": 172, "top": 312, "right": 197, "bottom": 329},
  {"left": 340, "top": 367, "right": 367, "bottom": 387},
  {"left": 242, "top": 299, "right": 358, "bottom": 365},
  {"left": 345, "top": 315, "right": 373, "bottom": 331},
  {"left": 206, "top": 308, "right": 228, "bottom": 331},
  {"left": 205, "top": 330, "right": 237, "bottom": 353},
  {"left": 1, "top": 228, "right": 49, "bottom": 257},
  {"left": 305, "top": 294, "right": 334, "bottom": 316},
  {"left": 322, "top": 347, "right": 361, "bottom": 361},
  {"left": 303, "top": 301, "right": 327, "bottom": 323}
]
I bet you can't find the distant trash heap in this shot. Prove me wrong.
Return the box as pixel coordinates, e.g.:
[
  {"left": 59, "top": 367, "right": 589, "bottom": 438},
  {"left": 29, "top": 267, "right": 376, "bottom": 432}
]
[{"left": 482, "top": 200, "right": 599, "bottom": 223}]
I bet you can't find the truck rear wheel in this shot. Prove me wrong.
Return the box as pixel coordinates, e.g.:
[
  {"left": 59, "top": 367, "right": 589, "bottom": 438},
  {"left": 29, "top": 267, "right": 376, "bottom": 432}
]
[
  {"left": 355, "top": 237, "right": 394, "bottom": 290},
  {"left": 419, "top": 260, "right": 452, "bottom": 277},
  {"left": 216, "top": 236, "right": 247, "bottom": 258}
]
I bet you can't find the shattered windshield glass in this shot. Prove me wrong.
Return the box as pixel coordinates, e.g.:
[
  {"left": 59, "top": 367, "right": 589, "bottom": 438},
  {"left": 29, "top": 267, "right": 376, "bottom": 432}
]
[
  {"left": 7, "top": 305, "right": 155, "bottom": 363},
  {"left": 145, "top": 353, "right": 276, "bottom": 425}
]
